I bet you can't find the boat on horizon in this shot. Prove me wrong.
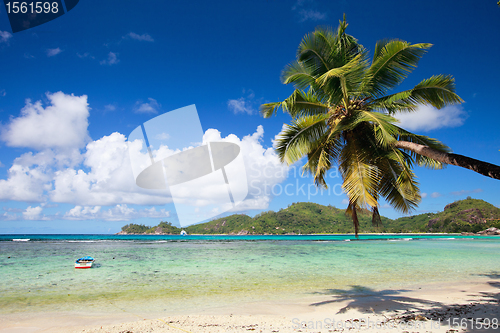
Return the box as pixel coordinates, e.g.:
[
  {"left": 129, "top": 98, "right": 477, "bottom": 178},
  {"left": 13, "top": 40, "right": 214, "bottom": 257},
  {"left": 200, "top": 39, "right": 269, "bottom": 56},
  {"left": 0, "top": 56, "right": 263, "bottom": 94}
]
[{"left": 74, "top": 256, "right": 95, "bottom": 269}]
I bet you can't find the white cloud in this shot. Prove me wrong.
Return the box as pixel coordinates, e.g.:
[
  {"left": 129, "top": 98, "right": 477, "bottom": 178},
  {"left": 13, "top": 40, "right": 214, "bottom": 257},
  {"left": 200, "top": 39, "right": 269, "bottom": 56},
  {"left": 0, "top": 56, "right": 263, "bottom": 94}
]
[
  {"left": 50, "top": 132, "right": 171, "bottom": 206},
  {"left": 1, "top": 92, "right": 90, "bottom": 150},
  {"left": 450, "top": 188, "right": 483, "bottom": 196},
  {"left": 77, "top": 52, "right": 95, "bottom": 59},
  {"left": 65, "top": 205, "right": 101, "bottom": 219},
  {"left": 292, "top": 0, "right": 326, "bottom": 22},
  {"left": 227, "top": 90, "right": 257, "bottom": 115},
  {"left": 202, "top": 125, "right": 289, "bottom": 211},
  {"left": 155, "top": 132, "right": 170, "bottom": 140},
  {"left": 0, "top": 163, "right": 51, "bottom": 202},
  {"left": 124, "top": 32, "right": 154, "bottom": 42},
  {"left": 100, "top": 52, "right": 119, "bottom": 65},
  {"left": 23, "top": 206, "right": 43, "bottom": 220},
  {"left": 431, "top": 192, "right": 442, "bottom": 198},
  {"left": 296, "top": 9, "right": 326, "bottom": 22},
  {"left": 0, "top": 89, "right": 6, "bottom": 97},
  {"left": 228, "top": 98, "right": 254, "bottom": 115},
  {"left": 134, "top": 98, "right": 160, "bottom": 114},
  {"left": 393, "top": 105, "right": 467, "bottom": 131},
  {"left": 421, "top": 192, "right": 428, "bottom": 198},
  {"left": 46, "top": 48, "right": 62, "bottom": 57},
  {"left": 0, "top": 93, "right": 289, "bottom": 219},
  {"left": 0, "top": 31, "right": 13, "bottom": 43},
  {"left": 63, "top": 204, "right": 169, "bottom": 221},
  {"left": 104, "top": 104, "right": 116, "bottom": 112}
]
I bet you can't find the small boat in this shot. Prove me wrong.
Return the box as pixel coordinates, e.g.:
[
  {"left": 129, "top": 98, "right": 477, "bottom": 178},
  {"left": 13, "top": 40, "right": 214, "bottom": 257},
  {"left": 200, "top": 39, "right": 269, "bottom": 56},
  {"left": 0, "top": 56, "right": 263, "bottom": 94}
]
[
  {"left": 75, "top": 256, "right": 95, "bottom": 269},
  {"left": 180, "top": 230, "right": 187, "bottom": 236}
]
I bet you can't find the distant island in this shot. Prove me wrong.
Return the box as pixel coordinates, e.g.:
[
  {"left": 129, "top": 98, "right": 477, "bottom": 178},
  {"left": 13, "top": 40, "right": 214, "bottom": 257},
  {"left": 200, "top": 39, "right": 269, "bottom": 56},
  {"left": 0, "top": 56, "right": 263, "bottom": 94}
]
[{"left": 118, "top": 198, "right": 500, "bottom": 235}]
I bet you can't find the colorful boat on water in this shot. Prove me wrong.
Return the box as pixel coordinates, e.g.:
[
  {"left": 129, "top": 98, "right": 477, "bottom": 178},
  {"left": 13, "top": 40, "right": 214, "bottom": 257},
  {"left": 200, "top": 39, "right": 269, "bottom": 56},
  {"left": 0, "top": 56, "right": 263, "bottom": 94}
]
[{"left": 74, "top": 256, "right": 95, "bottom": 269}]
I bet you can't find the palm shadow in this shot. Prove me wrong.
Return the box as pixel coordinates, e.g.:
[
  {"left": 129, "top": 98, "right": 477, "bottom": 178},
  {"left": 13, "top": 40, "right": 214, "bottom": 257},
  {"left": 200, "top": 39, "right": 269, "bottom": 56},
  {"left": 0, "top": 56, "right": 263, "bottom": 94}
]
[
  {"left": 310, "top": 285, "right": 444, "bottom": 315},
  {"left": 310, "top": 277, "right": 500, "bottom": 332}
]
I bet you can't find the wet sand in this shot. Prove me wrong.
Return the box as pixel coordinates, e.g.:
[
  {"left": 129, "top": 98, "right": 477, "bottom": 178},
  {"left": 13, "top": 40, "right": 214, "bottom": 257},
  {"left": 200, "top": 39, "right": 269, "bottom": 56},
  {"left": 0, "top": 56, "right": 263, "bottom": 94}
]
[{"left": 1, "top": 278, "right": 499, "bottom": 333}]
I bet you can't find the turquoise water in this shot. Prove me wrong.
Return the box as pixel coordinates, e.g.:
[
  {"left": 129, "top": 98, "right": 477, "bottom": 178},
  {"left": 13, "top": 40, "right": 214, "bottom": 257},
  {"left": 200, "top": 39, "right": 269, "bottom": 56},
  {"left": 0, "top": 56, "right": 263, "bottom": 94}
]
[{"left": 1, "top": 234, "right": 500, "bottom": 315}]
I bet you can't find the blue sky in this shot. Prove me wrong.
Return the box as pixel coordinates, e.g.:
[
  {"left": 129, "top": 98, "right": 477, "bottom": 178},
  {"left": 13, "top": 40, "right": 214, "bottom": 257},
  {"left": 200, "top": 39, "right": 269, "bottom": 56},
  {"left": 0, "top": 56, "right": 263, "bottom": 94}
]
[{"left": 0, "top": 0, "right": 499, "bottom": 233}]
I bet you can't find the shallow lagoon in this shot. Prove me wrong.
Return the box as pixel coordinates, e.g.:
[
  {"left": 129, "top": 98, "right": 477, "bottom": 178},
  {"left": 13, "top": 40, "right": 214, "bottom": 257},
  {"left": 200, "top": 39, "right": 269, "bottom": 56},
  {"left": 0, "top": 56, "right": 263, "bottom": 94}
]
[{"left": 1, "top": 235, "right": 499, "bottom": 315}]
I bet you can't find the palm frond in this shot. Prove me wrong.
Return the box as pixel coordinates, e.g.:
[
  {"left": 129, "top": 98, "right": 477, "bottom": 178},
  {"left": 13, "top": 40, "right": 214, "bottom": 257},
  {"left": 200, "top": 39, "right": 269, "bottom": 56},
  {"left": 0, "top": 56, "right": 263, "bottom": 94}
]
[
  {"left": 260, "top": 89, "right": 328, "bottom": 118},
  {"left": 376, "top": 150, "right": 421, "bottom": 213},
  {"left": 363, "top": 41, "right": 432, "bottom": 97},
  {"left": 282, "top": 61, "right": 318, "bottom": 89},
  {"left": 303, "top": 135, "right": 343, "bottom": 187},
  {"left": 358, "top": 110, "right": 399, "bottom": 147},
  {"left": 340, "top": 136, "right": 380, "bottom": 208},
  {"left": 410, "top": 75, "right": 464, "bottom": 109},
  {"left": 371, "top": 75, "right": 463, "bottom": 113},
  {"left": 315, "top": 53, "right": 369, "bottom": 101},
  {"left": 274, "top": 114, "right": 330, "bottom": 165}
]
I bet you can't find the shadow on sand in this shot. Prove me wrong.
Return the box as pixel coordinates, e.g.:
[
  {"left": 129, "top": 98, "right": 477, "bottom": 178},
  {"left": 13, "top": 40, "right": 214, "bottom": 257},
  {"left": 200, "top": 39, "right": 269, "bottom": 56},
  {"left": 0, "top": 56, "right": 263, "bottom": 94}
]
[{"left": 309, "top": 273, "right": 500, "bottom": 332}]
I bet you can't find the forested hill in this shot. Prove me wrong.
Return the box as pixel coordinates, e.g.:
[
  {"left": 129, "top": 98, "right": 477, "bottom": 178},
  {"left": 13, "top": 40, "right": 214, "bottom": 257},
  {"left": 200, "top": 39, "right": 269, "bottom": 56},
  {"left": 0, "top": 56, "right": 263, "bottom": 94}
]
[{"left": 118, "top": 198, "right": 500, "bottom": 235}]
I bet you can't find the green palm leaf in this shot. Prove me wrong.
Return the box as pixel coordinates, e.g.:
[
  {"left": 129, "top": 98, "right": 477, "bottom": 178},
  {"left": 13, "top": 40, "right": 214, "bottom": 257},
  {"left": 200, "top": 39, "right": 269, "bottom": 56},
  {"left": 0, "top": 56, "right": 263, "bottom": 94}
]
[
  {"left": 260, "top": 89, "right": 328, "bottom": 118},
  {"left": 363, "top": 41, "right": 432, "bottom": 97},
  {"left": 371, "top": 74, "right": 463, "bottom": 113},
  {"left": 275, "top": 114, "right": 330, "bottom": 165}
]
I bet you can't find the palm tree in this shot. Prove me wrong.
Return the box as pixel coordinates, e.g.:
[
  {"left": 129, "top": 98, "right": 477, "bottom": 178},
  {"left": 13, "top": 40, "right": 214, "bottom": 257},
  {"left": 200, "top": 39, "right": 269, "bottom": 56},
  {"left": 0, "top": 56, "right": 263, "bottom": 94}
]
[{"left": 261, "top": 17, "right": 500, "bottom": 236}]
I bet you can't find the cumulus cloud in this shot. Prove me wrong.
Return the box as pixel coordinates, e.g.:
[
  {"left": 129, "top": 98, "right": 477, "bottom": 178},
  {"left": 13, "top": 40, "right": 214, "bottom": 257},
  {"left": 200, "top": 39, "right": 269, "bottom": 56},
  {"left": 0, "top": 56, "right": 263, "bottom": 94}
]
[
  {"left": 1, "top": 92, "right": 90, "bottom": 150},
  {"left": 124, "top": 32, "right": 154, "bottom": 42},
  {"left": 0, "top": 31, "right": 13, "bottom": 43},
  {"left": 0, "top": 93, "right": 290, "bottom": 222},
  {"left": 100, "top": 52, "right": 119, "bottom": 65},
  {"left": 2, "top": 125, "right": 287, "bottom": 211},
  {"left": 0, "top": 163, "right": 51, "bottom": 201},
  {"left": 393, "top": 105, "right": 467, "bottom": 131},
  {"left": 46, "top": 48, "right": 62, "bottom": 57},
  {"left": 23, "top": 206, "right": 43, "bottom": 220},
  {"left": 63, "top": 204, "right": 169, "bottom": 221},
  {"left": 201, "top": 125, "right": 289, "bottom": 211},
  {"left": 431, "top": 192, "right": 442, "bottom": 198},
  {"left": 227, "top": 90, "right": 258, "bottom": 115},
  {"left": 134, "top": 98, "right": 161, "bottom": 114},
  {"left": 49, "top": 132, "right": 171, "bottom": 206}
]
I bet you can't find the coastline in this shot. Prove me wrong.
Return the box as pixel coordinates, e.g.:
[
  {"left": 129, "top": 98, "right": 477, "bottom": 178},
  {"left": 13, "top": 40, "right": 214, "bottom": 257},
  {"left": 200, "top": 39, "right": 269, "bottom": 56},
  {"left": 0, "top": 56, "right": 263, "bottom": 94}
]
[
  {"left": 2, "top": 235, "right": 500, "bottom": 332},
  {"left": 1, "top": 278, "right": 499, "bottom": 332}
]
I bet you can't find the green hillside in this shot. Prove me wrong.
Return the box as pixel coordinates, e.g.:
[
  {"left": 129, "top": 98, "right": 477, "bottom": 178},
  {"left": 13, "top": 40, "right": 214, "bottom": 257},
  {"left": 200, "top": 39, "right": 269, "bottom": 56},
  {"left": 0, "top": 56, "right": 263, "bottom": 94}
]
[
  {"left": 119, "top": 198, "right": 500, "bottom": 235},
  {"left": 186, "top": 202, "right": 391, "bottom": 235},
  {"left": 395, "top": 198, "right": 500, "bottom": 233}
]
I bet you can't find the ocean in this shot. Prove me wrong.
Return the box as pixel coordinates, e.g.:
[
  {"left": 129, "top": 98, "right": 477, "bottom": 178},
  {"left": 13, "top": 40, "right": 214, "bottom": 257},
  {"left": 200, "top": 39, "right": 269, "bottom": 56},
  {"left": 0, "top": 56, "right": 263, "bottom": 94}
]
[{"left": 1, "top": 234, "right": 500, "bottom": 316}]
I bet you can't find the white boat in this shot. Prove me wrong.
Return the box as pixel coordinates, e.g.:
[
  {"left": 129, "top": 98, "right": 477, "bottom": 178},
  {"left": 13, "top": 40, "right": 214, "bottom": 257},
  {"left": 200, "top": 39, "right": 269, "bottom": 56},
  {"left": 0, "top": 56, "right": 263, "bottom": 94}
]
[
  {"left": 180, "top": 230, "right": 187, "bottom": 236},
  {"left": 75, "top": 256, "right": 95, "bottom": 269}
]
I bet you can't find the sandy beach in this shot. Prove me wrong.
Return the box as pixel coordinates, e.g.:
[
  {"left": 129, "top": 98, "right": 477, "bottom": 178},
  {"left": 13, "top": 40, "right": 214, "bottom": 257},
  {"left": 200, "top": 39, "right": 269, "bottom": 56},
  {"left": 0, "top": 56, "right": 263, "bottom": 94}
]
[{"left": 1, "top": 278, "right": 499, "bottom": 333}]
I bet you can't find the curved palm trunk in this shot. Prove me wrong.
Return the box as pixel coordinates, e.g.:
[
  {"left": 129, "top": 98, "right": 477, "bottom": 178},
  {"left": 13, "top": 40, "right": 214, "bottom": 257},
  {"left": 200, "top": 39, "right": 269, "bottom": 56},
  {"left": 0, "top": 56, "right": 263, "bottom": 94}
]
[{"left": 395, "top": 141, "right": 500, "bottom": 180}]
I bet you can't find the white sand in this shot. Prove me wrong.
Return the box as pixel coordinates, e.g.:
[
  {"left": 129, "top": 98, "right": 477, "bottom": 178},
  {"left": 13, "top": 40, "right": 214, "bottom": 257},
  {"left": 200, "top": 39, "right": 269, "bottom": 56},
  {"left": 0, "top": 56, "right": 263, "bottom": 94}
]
[{"left": 1, "top": 279, "right": 499, "bottom": 333}]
